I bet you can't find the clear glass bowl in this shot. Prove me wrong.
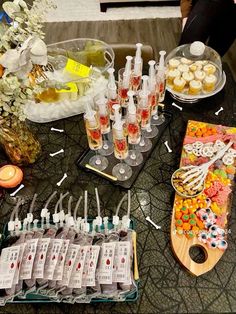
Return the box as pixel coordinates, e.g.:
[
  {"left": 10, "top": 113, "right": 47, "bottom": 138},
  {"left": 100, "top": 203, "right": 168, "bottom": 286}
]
[
  {"left": 165, "top": 41, "right": 226, "bottom": 103},
  {"left": 47, "top": 38, "right": 115, "bottom": 75},
  {"left": 25, "top": 38, "right": 114, "bottom": 123}
]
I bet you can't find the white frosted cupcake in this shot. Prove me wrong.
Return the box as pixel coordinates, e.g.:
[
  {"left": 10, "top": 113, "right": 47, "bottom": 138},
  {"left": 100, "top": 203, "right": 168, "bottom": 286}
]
[
  {"left": 189, "top": 80, "right": 202, "bottom": 95},
  {"left": 194, "top": 70, "right": 206, "bottom": 81},
  {"left": 203, "top": 74, "right": 217, "bottom": 92},
  {"left": 181, "top": 57, "right": 192, "bottom": 65},
  {"left": 173, "top": 77, "right": 186, "bottom": 92},
  {"left": 177, "top": 64, "right": 189, "bottom": 73},
  {"left": 168, "top": 58, "right": 180, "bottom": 69},
  {"left": 203, "top": 63, "right": 216, "bottom": 75},
  {"left": 182, "top": 71, "right": 194, "bottom": 85},
  {"left": 167, "top": 69, "right": 181, "bottom": 86}
]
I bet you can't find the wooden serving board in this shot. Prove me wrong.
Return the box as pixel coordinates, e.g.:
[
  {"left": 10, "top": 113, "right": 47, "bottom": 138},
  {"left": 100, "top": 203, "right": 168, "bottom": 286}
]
[{"left": 171, "top": 120, "right": 236, "bottom": 276}]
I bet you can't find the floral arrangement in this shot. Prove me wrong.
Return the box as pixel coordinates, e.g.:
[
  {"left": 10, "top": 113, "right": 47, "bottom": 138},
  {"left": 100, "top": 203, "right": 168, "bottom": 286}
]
[{"left": 0, "top": 0, "right": 55, "bottom": 120}]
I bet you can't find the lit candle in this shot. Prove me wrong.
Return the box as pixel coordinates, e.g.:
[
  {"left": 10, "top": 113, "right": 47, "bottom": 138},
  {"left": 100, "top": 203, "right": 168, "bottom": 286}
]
[{"left": 0, "top": 165, "right": 23, "bottom": 188}]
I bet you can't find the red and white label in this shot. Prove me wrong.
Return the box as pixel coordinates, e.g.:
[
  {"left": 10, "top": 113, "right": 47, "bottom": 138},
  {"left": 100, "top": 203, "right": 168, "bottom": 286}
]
[
  {"left": 0, "top": 245, "right": 21, "bottom": 289},
  {"left": 82, "top": 245, "right": 100, "bottom": 287},
  {"left": 59, "top": 244, "right": 80, "bottom": 286},
  {"left": 53, "top": 239, "right": 70, "bottom": 281},
  {"left": 19, "top": 238, "right": 39, "bottom": 280},
  {"left": 44, "top": 239, "right": 63, "bottom": 280},
  {"left": 113, "top": 241, "right": 131, "bottom": 283},
  {"left": 13, "top": 243, "right": 26, "bottom": 285},
  {"left": 32, "top": 238, "right": 51, "bottom": 279},
  {"left": 68, "top": 246, "right": 88, "bottom": 289},
  {"left": 97, "top": 242, "right": 116, "bottom": 285}
]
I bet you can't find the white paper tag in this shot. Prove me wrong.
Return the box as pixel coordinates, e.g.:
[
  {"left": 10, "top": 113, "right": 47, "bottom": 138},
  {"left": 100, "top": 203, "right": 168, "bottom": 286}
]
[
  {"left": 19, "top": 238, "right": 39, "bottom": 280},
  {"left": 113, "top": 241, "right": 131, "bottom": 283},
  {"left": 82, "top": 245, "right": 100, "bottom": 287},
  {"left": 44, "top": 239, "right": 63, "bottom": 280},
  {"left": 32, "top": 238, "right": 51, "bottom": 279},
  {"left": 13, "top": 243, "right": 26, "bottom": 285},
  {"left": 97, "top": 242, "right": 116, "bottom": 285},
  {"left": 68, "top": 246, "right": 88, "bottom": 289},
  {"left": 59, "top": 244, "right": 80, "bottom": 287},
  {"left": 53, "top": 239, "right": 70, "bottom": 281},
  {"left": 0, "top": 245, "right": 21, "bottom": 289}
]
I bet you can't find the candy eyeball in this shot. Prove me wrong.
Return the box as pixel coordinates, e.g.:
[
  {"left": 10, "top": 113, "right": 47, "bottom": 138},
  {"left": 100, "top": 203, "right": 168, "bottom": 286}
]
[
  {"left": 218, "top": 240, "right": 228, "bottom": 250},
  {"left": 207, "top": 240, "right": 218, "bottom": 249}
]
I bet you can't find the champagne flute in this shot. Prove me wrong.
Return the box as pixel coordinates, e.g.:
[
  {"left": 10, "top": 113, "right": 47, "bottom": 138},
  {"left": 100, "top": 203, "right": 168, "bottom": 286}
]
[
  {"left": 125, "top": 91, "right": 143, "bottom": 167},
  {"left": 136, "top": 84, "right": 152, "bottom": 153},
  {"left": 96, "top": 95, "right": 114, "bottom": 156},
  {"left": 118, "top": 56, "right": 132, "bottom": 108},
  {"left": 142, "top": 62, "right": 159, "bottom": 138},
  {"left": 84, "top": 99, "right": 108, "bottom": 171},
  {"left": 112, "top": 105, "right": 132, "bottom": 181},
  {"left": 152, "top": 52, "right": 167, "bottom": 125}
]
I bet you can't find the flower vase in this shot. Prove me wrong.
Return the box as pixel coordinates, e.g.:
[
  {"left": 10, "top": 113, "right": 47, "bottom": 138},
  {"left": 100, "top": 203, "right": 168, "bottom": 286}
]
[{"left": 0, "top": 116, "right": 41, "bottom": 166}]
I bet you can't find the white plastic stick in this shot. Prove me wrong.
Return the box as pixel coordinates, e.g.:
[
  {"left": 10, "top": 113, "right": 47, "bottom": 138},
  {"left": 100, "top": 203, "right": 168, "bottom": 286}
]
[
  {"left": 164, "top": 141, "right": 172, "bottom": 153},
  {"left": 10, "top": 184, "right": 24, "bottom": 197},
  {"left": 172, "top": 102, "right": 183, "bottom": 111},
  {"left": 215, "top": 107, "right": 223, "bottom": 116},
  {"left": 49, "top": 149, "right": 64, "bottom": 157},
  {"left": 146, "top": 216, "right": 161, "bottom": 230},
  {"left": 56, "top": 173, "right": 67, "bottom": 186},
  {"left": 51, "top": 127, "right": 64, "bottom": 133}
]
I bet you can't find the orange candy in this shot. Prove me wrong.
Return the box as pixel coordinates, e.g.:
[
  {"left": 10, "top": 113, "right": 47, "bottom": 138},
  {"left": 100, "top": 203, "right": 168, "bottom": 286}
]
[
  {"left": 183, "top": 222, "right": 191, "bottom": 231},
  {"left": 186, "top": 231, "right": 195, "bottom": 239},
  {"left": 196, "top": 218, "right": 205, "bottom": 230},
  {"left": 192, "top": 226, "right": 199, "bottom": 234},
  {"left": 175, "top": 212, "right": 182, "bottom": 219},
  {"left": 175, "top": 219, "right": 183, "bottom": 227}
]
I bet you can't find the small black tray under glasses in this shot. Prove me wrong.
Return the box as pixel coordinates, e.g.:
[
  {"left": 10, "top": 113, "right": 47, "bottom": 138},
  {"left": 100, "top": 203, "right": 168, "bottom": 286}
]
[{"left": 77, "top": 110, "right": 172, "bottom": 189}]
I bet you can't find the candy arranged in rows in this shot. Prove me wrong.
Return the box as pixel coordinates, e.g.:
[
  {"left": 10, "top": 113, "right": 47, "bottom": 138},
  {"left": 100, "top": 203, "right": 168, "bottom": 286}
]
[{"left": 0, "top": 189, "right": 138, "bottom": 305}]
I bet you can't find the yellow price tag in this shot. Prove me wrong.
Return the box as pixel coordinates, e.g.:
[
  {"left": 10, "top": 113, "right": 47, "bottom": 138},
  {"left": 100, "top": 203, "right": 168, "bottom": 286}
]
[
  {"left": 65, "top": 58, "right": 91, "bottom": 77},
  {"left": 56, "top": 82, "right": 78, "bottom": 94}
]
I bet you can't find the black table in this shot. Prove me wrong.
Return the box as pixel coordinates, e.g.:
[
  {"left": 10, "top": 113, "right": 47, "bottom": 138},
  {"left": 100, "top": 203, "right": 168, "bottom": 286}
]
[{"left": 0, "top": 64, "right": 236, "bottom": 314}]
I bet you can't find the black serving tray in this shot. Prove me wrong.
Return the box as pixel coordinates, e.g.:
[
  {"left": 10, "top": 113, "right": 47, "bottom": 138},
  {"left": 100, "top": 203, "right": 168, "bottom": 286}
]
[{"left": 77, "top": 111, "right": 172, "bottom": 189}]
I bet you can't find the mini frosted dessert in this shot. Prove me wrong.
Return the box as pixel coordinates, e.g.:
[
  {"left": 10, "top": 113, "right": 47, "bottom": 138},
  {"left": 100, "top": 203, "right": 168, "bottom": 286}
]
[
  {"left": 189, "top": 63, "right": 198, "bottom": 72},
  {"left": 173, "top": 77, "right": 186, "bottom": 92},
  {"left": 180, "top": 57, "right": 192, "bottom": 65},
  {"left": 194, "top": 61, "right": 204, "bottom": 70},
  {"left": 203, "top": 63, "right": 216, "bottom": 75},
  {"left": 169, "top": 58, "right": 180, "bottom": 69},
  {"left": 203, "top": 74, "right": 217, "bottom": 92},
  {"left": 177, "top": 64, "right": 189, "bottom": 73},
  {"left": 194, "top": 70, "right": 206, "bottom": 81},
  {"left": 189, "top": 80, "right": 202, "bottom": 95},
  {"left": 167, "top": 69, "right": 181, "bottom": 86},
  {"left": 182, "top": 72, "right": 194, "bottom": 85}
]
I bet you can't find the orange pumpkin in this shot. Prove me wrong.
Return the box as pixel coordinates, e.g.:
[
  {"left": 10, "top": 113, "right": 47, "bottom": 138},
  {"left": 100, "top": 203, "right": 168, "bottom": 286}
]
[{"left": 0, "top": 165, "right": 23, "bottom": 188}]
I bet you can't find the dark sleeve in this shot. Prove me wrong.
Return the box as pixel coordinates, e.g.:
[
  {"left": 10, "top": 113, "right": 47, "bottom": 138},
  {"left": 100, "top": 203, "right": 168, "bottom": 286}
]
[{"left": 180, "top": 0, "right": 193, "bottom": 18}]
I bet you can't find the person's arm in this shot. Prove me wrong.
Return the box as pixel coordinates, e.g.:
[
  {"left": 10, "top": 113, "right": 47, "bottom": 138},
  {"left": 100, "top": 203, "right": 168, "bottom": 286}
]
[{"left": 180, "top": 0, "right": 192, "bottom": 29}]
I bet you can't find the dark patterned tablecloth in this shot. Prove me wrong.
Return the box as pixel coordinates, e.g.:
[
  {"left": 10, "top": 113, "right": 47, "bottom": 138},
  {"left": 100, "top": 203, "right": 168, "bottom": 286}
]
[{"left": 0, "top": 64, "right": 236, "bottom": 314}]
